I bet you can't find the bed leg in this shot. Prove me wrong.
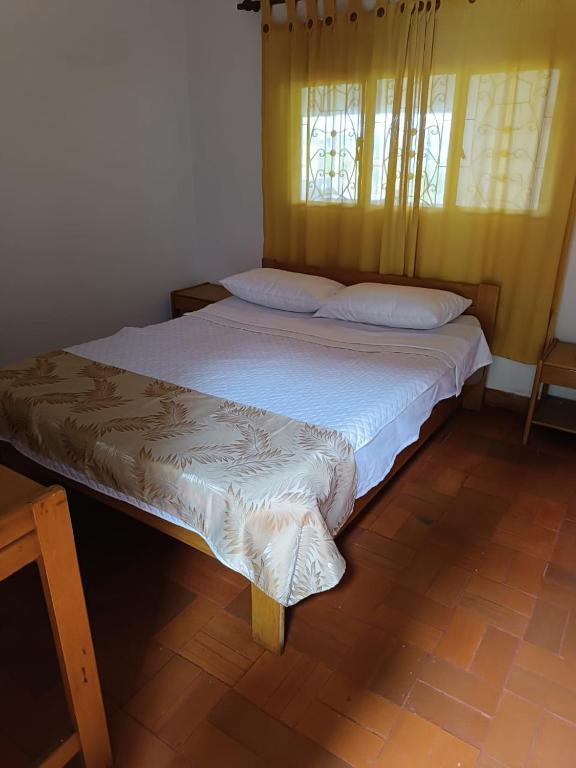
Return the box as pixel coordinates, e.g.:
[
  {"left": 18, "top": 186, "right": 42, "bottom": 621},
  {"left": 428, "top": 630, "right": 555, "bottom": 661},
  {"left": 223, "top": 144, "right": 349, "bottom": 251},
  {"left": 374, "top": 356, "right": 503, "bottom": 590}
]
[
  {"left": 251, "top": 584, "right": 285, "bottom": 655},
  {"left": 463, "top": 367, "right": 487, "bottom": 412}
]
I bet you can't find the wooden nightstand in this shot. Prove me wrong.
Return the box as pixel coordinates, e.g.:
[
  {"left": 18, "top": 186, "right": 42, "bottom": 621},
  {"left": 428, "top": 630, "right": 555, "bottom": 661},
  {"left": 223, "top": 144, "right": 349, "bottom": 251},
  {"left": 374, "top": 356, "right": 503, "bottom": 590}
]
[
  {"left": 171, "top": 283, "right": 231, "bottom": 318},
  {"left": 523, "top": 339, "right": 576, "bottom": 444}
]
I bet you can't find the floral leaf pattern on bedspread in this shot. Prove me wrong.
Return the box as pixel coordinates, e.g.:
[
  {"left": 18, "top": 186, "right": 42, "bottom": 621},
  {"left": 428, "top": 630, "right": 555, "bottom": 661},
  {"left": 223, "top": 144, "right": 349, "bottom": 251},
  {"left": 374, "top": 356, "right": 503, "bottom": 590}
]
[{"left": 0, "top": 352, "right": 356, "bottom": 606}]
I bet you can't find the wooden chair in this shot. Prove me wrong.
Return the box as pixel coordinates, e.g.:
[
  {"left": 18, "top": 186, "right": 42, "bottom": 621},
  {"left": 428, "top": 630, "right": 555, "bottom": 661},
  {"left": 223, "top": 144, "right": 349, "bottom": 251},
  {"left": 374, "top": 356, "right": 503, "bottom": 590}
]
[{"left": 0, "top": 465, "right": 112, "bottom": 768}]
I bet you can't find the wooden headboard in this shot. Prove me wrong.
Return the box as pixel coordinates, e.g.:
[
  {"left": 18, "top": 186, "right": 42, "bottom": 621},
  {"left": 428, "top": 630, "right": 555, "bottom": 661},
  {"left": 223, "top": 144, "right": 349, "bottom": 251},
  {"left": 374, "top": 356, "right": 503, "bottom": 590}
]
[{"left": 262, "top": 259, "right": 500, "bottom": 346}]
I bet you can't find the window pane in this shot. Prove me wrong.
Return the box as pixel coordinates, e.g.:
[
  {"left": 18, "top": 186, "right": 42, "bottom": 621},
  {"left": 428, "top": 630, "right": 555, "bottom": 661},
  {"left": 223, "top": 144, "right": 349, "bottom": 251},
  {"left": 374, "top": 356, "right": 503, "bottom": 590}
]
[
  {"left": 456, "top": 69, "right": 559, "bottom": 212},
  {"left": 371, "top": 74, "right": 455, "bottom": 208},
  {"left": 301, "top": 83, "right": 361, "bottom": 203},
  {"left": 421, "top": 75, "right": 455, "bottom": 207},
  {"left": 371, "top": 78, "right": 396, "bottom": 204}
]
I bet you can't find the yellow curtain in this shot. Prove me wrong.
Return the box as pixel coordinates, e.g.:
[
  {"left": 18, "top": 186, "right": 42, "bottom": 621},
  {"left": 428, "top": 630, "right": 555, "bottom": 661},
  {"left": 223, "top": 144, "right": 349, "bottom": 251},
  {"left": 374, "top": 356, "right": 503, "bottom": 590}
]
[{"left": 262, "top": 0, "right": 576, "bottom": 362}]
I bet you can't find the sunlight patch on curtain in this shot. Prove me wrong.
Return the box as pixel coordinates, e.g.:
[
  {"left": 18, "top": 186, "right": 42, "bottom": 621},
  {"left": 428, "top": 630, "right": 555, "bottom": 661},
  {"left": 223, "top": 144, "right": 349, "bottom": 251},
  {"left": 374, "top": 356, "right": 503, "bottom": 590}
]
[{"left": 456, "top": 69, "right": 559, "bottom": 213}]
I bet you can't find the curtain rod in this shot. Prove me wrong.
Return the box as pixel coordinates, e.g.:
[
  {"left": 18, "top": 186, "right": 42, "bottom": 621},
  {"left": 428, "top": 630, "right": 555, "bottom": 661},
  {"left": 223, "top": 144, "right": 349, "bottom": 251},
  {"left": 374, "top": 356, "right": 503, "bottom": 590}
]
[
  {"left": 237, "top": 1, "right": 285, "bottom": 10},
  {"left": 237, "top": 0, "right": 447, "bottom": 11}
]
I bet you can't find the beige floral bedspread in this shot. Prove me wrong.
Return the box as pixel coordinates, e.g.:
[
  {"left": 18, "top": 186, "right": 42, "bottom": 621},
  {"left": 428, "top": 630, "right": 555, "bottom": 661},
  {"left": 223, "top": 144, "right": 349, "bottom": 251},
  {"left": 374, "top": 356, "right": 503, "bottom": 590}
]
[{"left": 0, "top": 351, "right": 356, "bottom": 606}]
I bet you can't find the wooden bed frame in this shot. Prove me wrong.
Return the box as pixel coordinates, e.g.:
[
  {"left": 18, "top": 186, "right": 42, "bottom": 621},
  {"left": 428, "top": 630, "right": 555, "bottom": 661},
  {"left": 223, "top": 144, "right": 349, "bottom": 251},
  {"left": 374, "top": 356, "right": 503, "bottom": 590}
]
[{"left": 0, "top": 262, "right": 499, "bottom": 655}]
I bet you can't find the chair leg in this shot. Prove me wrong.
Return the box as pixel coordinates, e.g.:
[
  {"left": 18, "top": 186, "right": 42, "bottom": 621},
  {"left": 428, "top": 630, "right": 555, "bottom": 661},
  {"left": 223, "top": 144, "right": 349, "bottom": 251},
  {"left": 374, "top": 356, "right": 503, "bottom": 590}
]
[
  {"left": 251, "top": 583, "right": 285, "bottom": 655},
  {"left": 33, "top": 487, "right": 112, "bottom": 768},
  {"left": 523, "top": 361, "right": 543, "bottom": 445}
]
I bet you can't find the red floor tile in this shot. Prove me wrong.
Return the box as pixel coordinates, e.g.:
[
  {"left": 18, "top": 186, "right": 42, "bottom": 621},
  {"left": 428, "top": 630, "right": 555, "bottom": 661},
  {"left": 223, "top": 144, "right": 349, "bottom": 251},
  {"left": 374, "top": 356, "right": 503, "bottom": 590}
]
[{"left": 3, "top": 406, "right": 576, "bottom": 768}]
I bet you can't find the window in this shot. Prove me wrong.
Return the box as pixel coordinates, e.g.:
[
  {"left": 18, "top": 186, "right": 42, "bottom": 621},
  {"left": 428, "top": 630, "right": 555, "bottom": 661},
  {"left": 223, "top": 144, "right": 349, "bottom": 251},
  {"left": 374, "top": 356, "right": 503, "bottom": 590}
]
[
  {"left": 300, "top": 76, "right": 454, "bottom": 208},
  {"left": 371, "top": 74, "right": 455, "bottom": 207},
  {"left": 301, "top": 83, "right": 362, "bottom": 203},
  {"left": 456, "top": 69, "right": 559, "bottom": 211},
  {"left": 299, "top": 69, "right": 557, "bottom": 212}
]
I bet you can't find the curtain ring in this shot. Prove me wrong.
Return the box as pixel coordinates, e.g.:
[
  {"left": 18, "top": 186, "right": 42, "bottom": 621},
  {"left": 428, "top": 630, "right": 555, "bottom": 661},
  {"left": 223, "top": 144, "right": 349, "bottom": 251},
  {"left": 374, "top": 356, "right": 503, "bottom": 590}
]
[
  {"left": 305, "top": 0, "right": 318, "bottom": 29},
  {"left": 324, "top": 0, "right": 336, "bottom": 26},
  {"left": 348, "top": 0, "right": 360, "bottom": 23},
  {"left": 286, "top": 0, "right": 296, "bottom": 30},
  {"left": 261, "top": 0, "right": 272, "bottom": 33}
]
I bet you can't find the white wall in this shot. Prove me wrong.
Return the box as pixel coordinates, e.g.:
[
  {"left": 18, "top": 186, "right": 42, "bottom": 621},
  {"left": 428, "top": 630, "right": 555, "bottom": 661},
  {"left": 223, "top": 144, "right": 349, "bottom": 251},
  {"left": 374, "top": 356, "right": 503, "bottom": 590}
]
[
  {"left": 183, "top": 2, "right": 262, "bottom": 281},
  {"left": 1, "top": 0, "right": 574, "bottom": 394},
  {"left": 555, "top": 227, "right": 576, "bottom": 343},
  {"left": 0, "top": 0, "right": 261, "bottom": 365}
]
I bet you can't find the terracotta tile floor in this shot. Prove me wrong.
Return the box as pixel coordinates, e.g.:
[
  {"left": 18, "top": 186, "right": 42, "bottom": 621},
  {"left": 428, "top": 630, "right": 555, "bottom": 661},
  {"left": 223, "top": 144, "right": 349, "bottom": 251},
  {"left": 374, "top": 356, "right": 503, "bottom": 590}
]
[{"left": 2, "top": 406, "right": 576, "bottom": 767}]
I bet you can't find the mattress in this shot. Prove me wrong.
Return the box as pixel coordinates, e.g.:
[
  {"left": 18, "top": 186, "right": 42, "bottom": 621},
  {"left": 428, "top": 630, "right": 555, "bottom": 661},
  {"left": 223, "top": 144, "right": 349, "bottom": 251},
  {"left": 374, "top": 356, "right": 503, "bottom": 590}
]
[{"left": 68, "top": 297, "right": 492, "bottom": 499}]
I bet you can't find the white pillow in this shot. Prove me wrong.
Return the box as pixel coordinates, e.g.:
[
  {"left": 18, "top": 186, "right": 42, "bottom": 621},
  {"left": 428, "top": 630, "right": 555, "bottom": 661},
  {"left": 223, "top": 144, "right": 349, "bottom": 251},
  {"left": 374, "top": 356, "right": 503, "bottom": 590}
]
[
  {"left": 220, "top": 268, "right": 344, "bottom": 313},
  {"left": 315, "top": 282, "right": 472, "bottom": 329}
]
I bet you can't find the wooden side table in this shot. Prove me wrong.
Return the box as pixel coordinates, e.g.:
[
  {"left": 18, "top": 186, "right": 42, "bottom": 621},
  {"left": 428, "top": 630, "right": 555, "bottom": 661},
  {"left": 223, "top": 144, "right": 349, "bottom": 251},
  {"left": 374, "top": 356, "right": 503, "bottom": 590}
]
[
  {"left": 0, "top": 465, "right": 112, "bottom": 767},
  {"left": 171, "top": 283, "right": 231, "bottom": 318},
  {"left": 523, "top": 339, "right": 576, "bottom": 444}
]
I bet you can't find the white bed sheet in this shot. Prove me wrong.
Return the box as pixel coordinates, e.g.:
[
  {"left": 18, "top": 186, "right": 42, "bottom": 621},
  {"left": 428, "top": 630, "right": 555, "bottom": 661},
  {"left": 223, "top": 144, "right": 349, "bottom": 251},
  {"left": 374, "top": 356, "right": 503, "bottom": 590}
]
[{"left": 68, "top": 297, "right": 492, "bottom": 498}]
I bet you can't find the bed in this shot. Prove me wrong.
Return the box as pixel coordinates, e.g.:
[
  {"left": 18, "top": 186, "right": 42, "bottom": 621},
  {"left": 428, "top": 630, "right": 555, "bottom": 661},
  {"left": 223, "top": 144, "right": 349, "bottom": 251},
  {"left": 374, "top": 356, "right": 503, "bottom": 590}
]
[{"left": 0, "top": 261, "right": 499, "bottom": 654}]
